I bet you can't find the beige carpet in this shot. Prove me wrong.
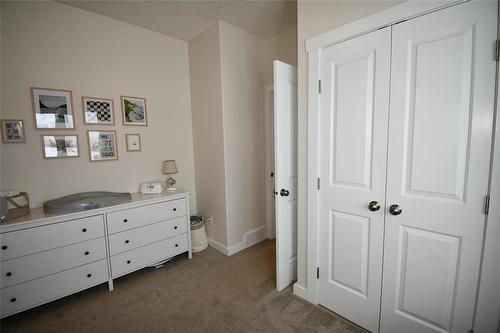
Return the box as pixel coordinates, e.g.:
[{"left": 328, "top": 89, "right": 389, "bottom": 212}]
[{"left": 1, "top": 240, "right": 366, "bottom": 333}]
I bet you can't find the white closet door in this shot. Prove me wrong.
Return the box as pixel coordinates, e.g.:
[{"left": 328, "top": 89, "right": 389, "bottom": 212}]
[
  {"left": 318, "top": 27, "right": 391, "bottom": 332},
  {"left": 381, "top": 2, "right": 498, "bottom": 333}
]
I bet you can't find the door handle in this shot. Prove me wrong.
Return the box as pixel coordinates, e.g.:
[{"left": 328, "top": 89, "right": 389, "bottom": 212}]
[
  {"left": 368, "top": 201, "right": 381, "bottom": 212},
  {"left": 280, "top": 189, "right": 290, "bottom": 197},
  {"left": 389, "top": 204, "right": 402, "bottom": 216}
]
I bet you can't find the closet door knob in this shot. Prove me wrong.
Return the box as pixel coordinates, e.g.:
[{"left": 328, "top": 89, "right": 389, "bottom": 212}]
[
  {"left": 87, "top": 273, "right": 92, "bottom": 278},
  {"left": 6, "top": 272, "right": 12, "bottom": 277},
  {"left": 175, "top": 244, "right": 179, "bottom": 247},
  {"left": 84, "top": 251, "right": 90, "bottom": 255},
  {"left": 123, "top": 219, "right": 128, "bottom": 223},
  {"left": 173, "top": 208, "right": 177, "bottom": 212},
  {"left": 10, "top": 298, "right": 16, "bottom": 303},
  {"left": 125, "top": 240, "right": 130, "bottom": 244},
  {"left": 368, "top": 201, "right": 381, "bottom": 212},
  {"left": 1, "top": 245, "right": 7, "bottom": 250},
  {"left": 127, "top": 260, "right": 131, "bottom": 264},
  {"left": 174, "top": 226, "right": 178, "bottom": 230},
  {"left": 82, "top": 228, "right": 87, "bottom": 232},
  {"left": 389, "top": 204, "right": 402, "bottom": 216}
]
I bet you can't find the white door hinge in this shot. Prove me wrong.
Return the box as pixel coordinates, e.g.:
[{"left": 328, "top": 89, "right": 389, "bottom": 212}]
[
  {"left": 317, "top": 178, "right": 320, "bottom": 190},
  {"left": 318, "top": 80, "right": 322, "bottom": 94},
  {"left": 484, "top": 195, "right": 490, "bottom": 215},
  {"left": 496, "top": 40, "right": 500, "bottom": 62}
]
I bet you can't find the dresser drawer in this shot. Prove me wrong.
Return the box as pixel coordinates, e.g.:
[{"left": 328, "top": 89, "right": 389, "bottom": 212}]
[
  {"left": 1, "top": 259, "right": 108, "bottom": 317},
  {"left": 0, "top": 215, "right": 105, "bottom": 261},
  {"left": 108, "top": 216, "right": 187, "bottom": 256},
  {"left": 107, "top": 199, "right": 186, "bottom": 234},
  {"left": 111, "top": 233, "right": 188, "bottom": 278},
  {"left": 1, "top": 237, "right": 107, "bottom": 289}
]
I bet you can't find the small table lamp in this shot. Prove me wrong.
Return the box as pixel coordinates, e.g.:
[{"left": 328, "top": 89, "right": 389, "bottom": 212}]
[{"left": 163, "top": 160, "right": 178, "bottom": 191}]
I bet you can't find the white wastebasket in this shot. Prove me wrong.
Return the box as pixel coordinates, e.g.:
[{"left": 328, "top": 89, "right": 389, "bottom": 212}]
[{"left": 191, "top": 217, "right": 208, "bottom": 252}]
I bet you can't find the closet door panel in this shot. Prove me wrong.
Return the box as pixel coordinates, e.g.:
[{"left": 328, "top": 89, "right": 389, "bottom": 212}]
[
  {"left": 381, "top": 2, "right": 497, "bottom": 333},
  {"left": 318, "top": 27, "right": 391, "bottom": 333}
]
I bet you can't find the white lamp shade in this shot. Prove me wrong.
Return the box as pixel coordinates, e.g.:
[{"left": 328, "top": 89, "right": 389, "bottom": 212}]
[{"left": 163, "top": 160, "right": 178, "bottom": 174}]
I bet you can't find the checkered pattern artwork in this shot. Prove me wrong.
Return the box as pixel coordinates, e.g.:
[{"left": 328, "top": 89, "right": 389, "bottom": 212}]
[{"left": 83, "top": 97, "right": 114, "bottom": 124}]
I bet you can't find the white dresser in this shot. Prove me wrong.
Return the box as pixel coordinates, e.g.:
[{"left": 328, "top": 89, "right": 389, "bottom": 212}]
[{"left": 0, "top": 191, "right": 191, "bottom": 318}]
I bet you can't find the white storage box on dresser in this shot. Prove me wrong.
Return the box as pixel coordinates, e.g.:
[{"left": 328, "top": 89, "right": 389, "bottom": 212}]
[{"left": 0, "top": 191, "right": 191, "bottom": 318}]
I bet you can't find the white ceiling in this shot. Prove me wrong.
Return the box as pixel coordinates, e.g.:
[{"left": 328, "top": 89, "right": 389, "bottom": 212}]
[{"left": 60, "top": 0, "right": 297, "bottom": 41}]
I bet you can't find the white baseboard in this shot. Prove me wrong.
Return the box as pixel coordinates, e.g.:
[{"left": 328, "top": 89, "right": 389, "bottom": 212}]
[
  {"left": 227, "top": 226, "right": 267, "bottom": 256},
  {"left": 208, "top": 238, "right": 229, "bottom": 256},
  {"left": 293, "top": 283, "right": 308, "bottom": 301},
  {"left": 208, "top": 226, "right": 267, "bottom": 256}
]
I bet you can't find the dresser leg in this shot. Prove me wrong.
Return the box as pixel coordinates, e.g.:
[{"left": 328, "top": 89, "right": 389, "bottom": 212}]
[
  {"left": 188, "top": 250, "right": 192, "bottom": 259},
  {"left": 108, "top": 279, "right": 114, "bottom": 291}
]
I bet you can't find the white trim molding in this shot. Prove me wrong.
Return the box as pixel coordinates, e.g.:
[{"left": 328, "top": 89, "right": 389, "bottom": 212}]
[
  {"left": 208, "top": 238, "right": 230, "bottom": 256},
  {"left": 473, "top": 37, "right": 500, "bottom": 333},
  {"left": 306, "top": 0, "right": 466, "bottom": 52},
  {"left": 293, "top": 283, "right": 308, "bottom": 301},
  {"left": 306, "top": 48, "right": 321, "bottom": 305},
  {"left": 208, "top": 226, "right": 267, "bottom": 256}
]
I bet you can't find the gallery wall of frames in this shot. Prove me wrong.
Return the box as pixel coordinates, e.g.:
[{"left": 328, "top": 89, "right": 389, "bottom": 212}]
[{"left": 0, "top": 87, "right": 146, "bottom": 161}]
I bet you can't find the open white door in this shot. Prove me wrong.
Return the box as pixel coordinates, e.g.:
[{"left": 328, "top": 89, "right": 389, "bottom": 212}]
[{"left": 274, "top": 60, "right": 298, "bottom": 291}]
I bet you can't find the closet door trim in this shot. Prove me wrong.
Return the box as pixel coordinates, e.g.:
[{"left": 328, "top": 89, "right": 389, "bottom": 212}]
[{"left": 306, "top": 0, "right": 467, "bottom": 52}]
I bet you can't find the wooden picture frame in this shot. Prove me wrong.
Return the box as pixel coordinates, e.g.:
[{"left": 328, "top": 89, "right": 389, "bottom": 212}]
[
  {"left": 41, "top": 134, "right": 79, "bottom": 159},
  {"left": 31, "top": 87, "right": 75, "bottom": 129},
  {"left": 1, "top": 119, "right": 26, "bottom": 143},
  {"left": 125, "top": 134, "right": 141, "bottom": 152},
  {"left": 82, "top": 96, "right": 115, "bottom": 125},
  {"left": 87, "top": 130, "right": 119, "bottom": 162},
  {"left": 121, "top": 96, "right": 148, "bottom": 126}
]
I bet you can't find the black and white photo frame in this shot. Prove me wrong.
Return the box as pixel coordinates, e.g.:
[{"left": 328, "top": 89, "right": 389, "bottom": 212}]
[
  {"left": 82, "top": 96, "right": 115, "bottom": 125},
  {"left": 87, "top": 130, "right": 118, "bottom": 162},
  {"left": 31, "top": 87, "right": 75, "bottom": 129},
  {"left": 42, "top": 135, "right": 79, "bottom": 159},
  {"left": 1, "top": 119, "right": 26, "bottom": 143}
]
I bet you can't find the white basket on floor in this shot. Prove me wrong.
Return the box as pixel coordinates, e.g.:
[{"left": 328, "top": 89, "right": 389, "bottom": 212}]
[{"left": 190, "top": 218, "right": 208, "bottom": 252}]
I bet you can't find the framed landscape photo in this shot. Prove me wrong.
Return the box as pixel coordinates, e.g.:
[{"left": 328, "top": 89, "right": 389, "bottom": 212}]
[
  {"left": 82, "top": 96, "right": 115, "bottom": 125},
  {"left": 125, "top": 134, "right": 141, "bottom": 152},
  {"left": 121, "top": 96, "right": 147, "bottom": 126},
  {"left": 42, "top": 135, "right": 79, "bottom": 158},
  {"left": 31, "top": 87, "right": 75, "bottom": 129},
  {"left": 87, "top": 130, "right": 118, "bottom": 161},
  {"left": 1, "top": 119, "right": 26, "bottom": 143}
]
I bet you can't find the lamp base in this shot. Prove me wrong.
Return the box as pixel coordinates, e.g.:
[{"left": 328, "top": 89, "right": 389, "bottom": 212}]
[{"left": 165, "top": 176, "right": 177, "bottom": 192}]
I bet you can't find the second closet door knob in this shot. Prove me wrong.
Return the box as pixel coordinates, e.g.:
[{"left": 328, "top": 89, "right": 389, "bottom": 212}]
[
  {"left": 389, "top": 204, "right": 402, "bottom": 216},
  {"left": 368, "top": 201, "right": 381, "bottom": 211}
]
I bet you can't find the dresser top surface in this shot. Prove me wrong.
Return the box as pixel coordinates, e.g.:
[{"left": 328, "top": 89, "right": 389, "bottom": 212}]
[{"left": 0, "top": 190, "right": 189, "bottom": 232}]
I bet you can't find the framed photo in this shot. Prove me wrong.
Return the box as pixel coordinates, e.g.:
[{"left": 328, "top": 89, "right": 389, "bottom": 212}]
[
  {"left": 125, "top": 134, "right": 141, "bottom": 152},
  {"left": 82, "top": 96, "right": 115, "bottom": 125},
  {"left": 1, "top": 119, "right": 26, "bottom": 143},
  {"left": 121, "top": 96, "right": 147, "bottom": 126},
  {"left": 87, "top": 130, "right": 118, "bottom": 161},
  {"left": 42, "top": 135, "right": 79, "bottom": 159},
  {"left": 31, "top": 87, "right": 75, "bottom": 129}
]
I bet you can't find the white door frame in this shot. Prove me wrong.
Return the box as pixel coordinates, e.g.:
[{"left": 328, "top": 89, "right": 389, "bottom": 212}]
[
  {"left": 264, "top": 83, "right": 275, "bottom": 240},
  {"left": 474, "top": 24, "right": 500, "bottom": 331},
  {"left": 304, "top": 0, "right": 500, "bottom": 331}
]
